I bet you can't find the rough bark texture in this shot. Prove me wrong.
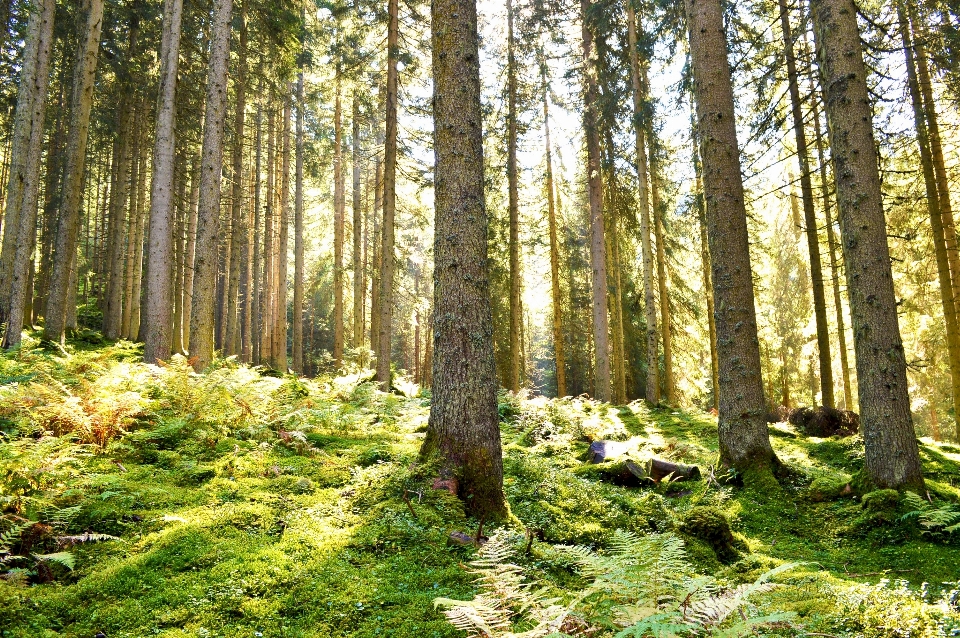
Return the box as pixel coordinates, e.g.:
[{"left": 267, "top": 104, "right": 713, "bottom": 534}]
[
  {"left": 506, "top": 0, "right": 521, "bottom": 393},
  {"left": 333, "top": 86, "right": 345, "bottom": 367},
  {"left": 779, "top": 0, "right": 834, "bottom": 408},
  {"left": 580, "top": 0, "right": 611, "bottom": 403},
  {"left": 810, "top": 0, "right": 923, "bottom": 489},
  {"left": 377, "top": 0, "right": 399, "bottom": 390},
  {"left": 181, "top": 157, "right": 199, "bottom": 352},
  {"left": 686, "top": 0, "right": 778, "bottom": 475},
  {"left": 261, "top": 107, "right": 275, "bottom": 365},
  {"left": 352, "top": 95, "right": 363, "bottom": 352},
  {"left": 188, "top": 0, "right": 233, "bottom": 371},
  {"left": 542, "top": 62, "right": 566, "bottom": 398},
  {"left": 627, "top": 6, "right": 659, "bottom": 405},
  {"left": 141, "top": 0, "right": 183, "bottom": 362},
  {"left": 275, "top": 92, "right": 291, "bottom": 372},
  {"left": 2, "top": 0, "right": 54, "bottom": 348},
  {"left": 225, "top": 2, "right": 247, "bottom": 357},
  {"left": 293, "top": 73, "right": 305, "bottom": 373},
  {"left": 649, "top": 142, "right": 674, "bottom": 405},
  {"left": 421, "top": 0, "right": 507, "bottom": 520},
  {"left": 252, "top": 104, "right": 263, "bottom": 365}
]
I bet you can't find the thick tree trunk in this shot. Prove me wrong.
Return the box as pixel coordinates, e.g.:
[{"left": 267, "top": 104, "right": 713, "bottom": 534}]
[
  {"left": 293, "top": 73, "right": 305, "bottom": 373},
  {"left": 225, "top": 3, "right": 247, "bottom": 357},
  {"left": 506, "top": 0, "right": 521, "bottom": 393},
  {"left": 172, "top": 171, "right": 186, "bottom": 354},
  {"left": 188, "top": 0, "right": 233, "bottom": 371},
  {"left": 686, "top": 0, "right": 779, "bottom": 475},
  {"left": 181, "top": 157, "right": 199, "bottom": 352},
  {"left": 121, "top": 105, "right": 143, "bottom": 339},
  {"left": 2, "top": 0, "right": 54, "bottom": 349},
  {"left": 422, "top": 0, "right": 507, "bottom": 520},
  {"left": 602, "top": 131, "right": 627, "bottom": 405},
  {"left": 352, "top": 95, "right": 363, "bottom": 352},
  {"left": 779, "top": 0, "right": 834, "bottom": 407},
  {"left": 141, "top": 0, "right": 183, "bottom": 362},
  {"left": 692, "top": 117, "right": 720, "bottom": 412},
  {"left": 333, "top": 85, "right": 345, "bottom": 368},
  {"left": 377, "top": 0, "right": 399, "bottom": 390},
  {"left": 542, "top": 62, "right": 566, "bottom": 398},
  {"left": 627, "top": 7, "right": 660, "bottom": 405},
  {"left": 810, "top": 0, "right": 923, "bottom": 489},
  {"left": 580, "top": 0, "right": 611, "bottom": 403},
  {"left": 274, "top": 91, "right": 291, "bottom": 372}
]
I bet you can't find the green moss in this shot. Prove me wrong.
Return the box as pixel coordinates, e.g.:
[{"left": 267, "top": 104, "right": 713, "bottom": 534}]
[
  {"left": 809, "top": 473, "right": 854, "bottom": 502},
  {"left": 679, "top": 505, "right": 741, "bottom": 563}
]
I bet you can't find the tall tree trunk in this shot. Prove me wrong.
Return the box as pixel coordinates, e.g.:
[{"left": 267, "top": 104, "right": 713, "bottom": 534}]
[
  {"left": 130, "top": 136, "right": 148, "bottom": 340},
  {"left": 377, "top": 0, "right": 399, "bottom": 390},
  {"left": 686, "top": 0, "right": 779, "bottom": 475},
  {"left": 627, "top": 6, "right": 660, "bottom": 405},
  {"left": 352, "top": 94, "right": 363, "bottom": 352},
  {"left": 188, "top": 0, "right": 233, "bottom": 371},
  {"left": 333, "top": 84, "right": 345, "bottom": 368},
  {"left": 506, "top": 0, "right": 521, "bottom": 392},
  {"left": 43, "top": 0, "right": 104, "bottom": 343},
  {"left": 172, "top": 171, "right": 186, "bottom": 354},
  {"left": 602, "top": 130, "right": 628, "bottom": 405},
  {"left": 293, "top": 73, "right": 305, "bottom": 373},
  {"left": 122, "top": 103, "right": 143, "bottom": 339},
  {"left": 261, "top": 104, "right": 276, "bottom": 366},
  {"left": 225, "top": 2, "right": 247, "bottom": 357},
  {"left": 542, "top": 60, "right": 566, "bottom": 398},
  {"left": 370, "top": 147, "right": 382, "bottom": 357},
  {"left": 779, "top": 0, "right": 834, "bottom": 407},
  {"left": 141, "top": 0, "right": 183, "bottom": 362},
  {"left": 421, "top": 0, "right": 507, "bottom": 520},
  {"left": 648, "top": 132, "right": 675, "bottom": 404},
  {"left": 181, "top": 156, "right": 199, "bottom": 352},
  {"left": 692, "top": 112, "right": 720, "bottom": 411},
  {"left": 580, "top": 0, "right": 611, "bottom": 403},
  {"left": 275, "top": 91, "right": 291, "bottom": 372},
  {"left": 810, "top": 0, "right": 923, "bottom": 489},
  {"left": 1, "top": 0, "right": 54, "bottom": 348},
  {"left": 252, "top": 102, "right": 263, "bottom": 365}
]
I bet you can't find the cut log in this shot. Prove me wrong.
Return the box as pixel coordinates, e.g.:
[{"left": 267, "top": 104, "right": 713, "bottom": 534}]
[
  {"left": 587, "top": 440, "right": 631, "bottom": 463},
  {"left": 647, "top": 458, "right": 701, "bottom": 483}
]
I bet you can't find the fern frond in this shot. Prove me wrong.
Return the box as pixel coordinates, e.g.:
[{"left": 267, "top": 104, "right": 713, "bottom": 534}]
[
  {"left": 613, "top": 612, "right": 689, "bottom": 638},
  {"left": 33, "top": 551, "right": 75, "bottom": 570}
]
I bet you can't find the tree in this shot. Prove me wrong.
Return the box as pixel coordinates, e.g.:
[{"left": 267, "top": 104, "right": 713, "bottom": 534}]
[
  {"left": 685, "top": 0, "right": 779, "bottom": 476},
  {"left": 189, "top": 0, "right": 234, "bottom": 371},
  {"left": 506, "top": 0, "right": 521, "bottom": 393},
  {"left": 809, "top": 0, "right": 924, "bottom": 489},
  {"left": 293, "top": 72, "right": 305, "bottom": 373},
  {"left": 421, "top": 0, "right": 507, "bottom": 520}
]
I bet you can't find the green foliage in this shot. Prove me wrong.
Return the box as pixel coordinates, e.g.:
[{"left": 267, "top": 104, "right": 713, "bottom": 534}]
[
  {"left": 832, "top": 579, "right": 960, "bottom": 637},
  {"left": 902, "top": 491, "right": 960, "bottom": 537}
]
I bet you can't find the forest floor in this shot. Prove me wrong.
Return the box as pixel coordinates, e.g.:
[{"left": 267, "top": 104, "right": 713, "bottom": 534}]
[{"left": 2, "top": 334, "right": 960, "bottom": 637}]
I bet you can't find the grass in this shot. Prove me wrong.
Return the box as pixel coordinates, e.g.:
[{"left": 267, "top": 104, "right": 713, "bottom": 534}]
[{"left": 1, "top": 333, "right": 959, "bottom": 637}]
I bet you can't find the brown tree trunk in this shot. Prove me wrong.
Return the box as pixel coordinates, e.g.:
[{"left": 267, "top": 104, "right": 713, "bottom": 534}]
[
  {"left": 188, "top": 0, "right": 233, "bottom": 371},
  {"left": 130, "top": 137, "right": 148, "bottom": 340},
  {"left": 649, "top": 136, "right": 675, "bottom": 405},
  {"left": 692, "top": 114, "right": 720, "bottom": 412},
  {"left": 506, "top": 0, "right": 521, "bottom": 392},
  {"left": 580, "top": 0, "right": 611, "bottom": 403},
  {"left": 686, "top": 0, "right": 779, "bottom": 475},
  {"left": 779, "top": 0, "right": 834, "bottom": 407},
  {"left": 274, "top": 91, "right": 291, "bottom": 372},
  {"left": 121, "top": 104, "right": 143, "bottom": 339},
  {"left": 252, "top": 102, "right": 263, "bottom": 365},
  {"left": 293, "top": 73, "right": 305, "bottom": 373},
  {"left": 370, "top": 146, "right": 382, "bottom": 357},
  {"left": 352, "top": 94, "right": 363, "bottom": 352},
  {"left": 181, "top": 156, "right": 199, "bottom": 352},
  {"left": 421, "top": 0, "right": 507, "bottom": 520},
  {"left": 225, "top": 2, "right": 247, "bottom": 357},
  {"left": 333, "top": 84, "right": 345, "bottom": 368},
  {"left": 141, "top": 0, "right": 183, "bottom": 361},
  {"left": 542, "top": 60, "right": 566, "bottom": 398},
  {"left": 261, "top": 104, "right": 276, "bottom": 366},
  {"left": 810, "top": 0, "right": 923, "bottom": 489},
  {"left": 377, "top": 0, "right": 399, "bottom": 389}
]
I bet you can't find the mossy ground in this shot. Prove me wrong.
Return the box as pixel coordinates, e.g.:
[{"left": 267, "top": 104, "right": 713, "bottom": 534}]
[{"left": 1, "top": 334, "right": 959, "bottom": 637}]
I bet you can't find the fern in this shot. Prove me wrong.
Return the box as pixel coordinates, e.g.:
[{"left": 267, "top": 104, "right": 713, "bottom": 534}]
[
  {"left": 33, "top": 551, "right": 75, "bottom": 571},
  {"left": 902, "top": 492, "right": 960, "bottom": 536}
]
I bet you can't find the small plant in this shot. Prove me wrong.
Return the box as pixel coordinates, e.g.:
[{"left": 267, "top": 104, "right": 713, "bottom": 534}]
[{"left": 902, "top": 491, "right": 960, "bottom": 536}]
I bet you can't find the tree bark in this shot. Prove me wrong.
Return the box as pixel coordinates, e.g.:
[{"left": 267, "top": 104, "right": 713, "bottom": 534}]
[
  {"left": 293, "top": 73, "right": 305, "bottom": 373},
  {"left": 225, "top": 2, "right": 247, "bottom": 357},
  {"left": 333, "top": 84, "right": 345, "bottom": 368},
  {"left": 580, "top": 0, "right": 611, "bottom": 403},
  {"left": 692, "top": 114, "right": 720, "bottom": 412},
  {"left": 779, "top": 0, "right": 834, "bottom": 407},
  {"left": 810, "top": 0, "right": 923, "bottom": 489},
  {"left": 649, "top": 131, "right": 675, "bottom": 405},
  {"left": 252, "top": 102, "right": 263, "bottom": 365},
  {"left": 188, "top": 0, "right": 233, "bottom": 371},
  {"left": 377, "top": 0, "right": 399, "bottom": 390},
  {"left": 261, "top": 104, "right": 276, "bottom": 366},
  {"left": 542, "top": 60, "right": 566, "bottom": 398},
  {"left": 130, "top": 136, "right": 148, "bottom": 340},
  {"left": 506, "top": 0, "right": 521, "bottom": 393},
  {"left": 422, "top": 0, "right": 507, "bottom": 520},
  {"left": 181, "top": 156, "right": 199, "bottom": 353},
  {"left": 352, "top": 94, "right": 363, "bottom": 352},
  {"left": 686, "top": 0, "right": 778, "bottom": 475},
  {"left": 274, "top": 90, "right": 291, "bottom": 372},
  {"left": 141, "top": 0, "right": 183, "bottom": 362}
]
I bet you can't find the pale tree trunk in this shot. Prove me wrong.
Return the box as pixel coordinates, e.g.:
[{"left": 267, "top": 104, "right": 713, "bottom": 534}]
[
  {"left": 370, "top": 147, "right": 382, "bottom": 356},
  {"left": 352, "top": 94, "right": 363, "bottom": 351},
  {"left": 130, "top": 135, "right": 148, "bottom": 339},
  {"left": 779, "top": 0, "right": 834, "bottom": 407},
  {"left": 542, "top": 59, "right": 566, "bottom": 398},
  {"left": 810, "top": 0, "right": 923, "bottom": 489},
  {"left": 225, "top": 3, "right": 247, "bottom": 357},
  {"left": 627, "top": 5, "right": 659, "bottom": 405},
  {"left": 252, "top": 102, "right": 262, "bottom": 364},
  {"left": 261, "top": 105, "right": 276, "bottom": 365},
  {"left": 188, "top": 0, "right": 233, "bottom": 371},
  {"left": 122, "top": 105, "right": 143, "bottom": 339},
  {"left": 421, "top": 0, "right": 506, "bottom": 520},
  {"left": 603, "top": 131, "right": 627, "bottom": 405},
  {"left": 580, "top": 0, "right": 611, "bottom": 403},
  {"left": 293, "top": 73, "right": 305, "bottom": 373},
  {"left": 181, "top": 156, "right": 199, "bottom": 352},
  {"left": 2, "top": 0, "right": 54, "bottom": 349},
  {"left": 141, "top": 0, "right": 183, "bottom": 362},
  {"left": 43, "top": 0, "right": 104, "bottom": 343},
  {"left": 333, "top": 84, "right": 345, "bottom": 367},
  {"left": 647, "top": 119, "right": 675, "bottom": 405},
  {"left": 242, "top": 160, "right": 255, "bottom": 362},
  {"left": 506, "top": 0, "right": 521, "bottom": 393},
  {"left": 172, "top": 171, "right": 185, "bottom": 353},
  {"left": 686, "top": 0, "right": 779, "bottom": 475},
  {"left": 274, "top": 91, "right": 291, "bottom": 372},
  {"left": 377, "top": 0, "right": 399, "bottom": 390},
  {"left": 692, "top": 113, "right": 719, "bottom": 412}
]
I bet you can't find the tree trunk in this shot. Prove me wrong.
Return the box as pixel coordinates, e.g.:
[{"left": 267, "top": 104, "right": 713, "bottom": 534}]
[
  {"left": 649, "top": 138, "right": 675, "bottom": 405},
  {"left": 252, "top": 102, "right": 263, "bottom": 365},
  {"left": 43, "top": 0, "right": 104, "bottom": 343},
  {"left": 261, "top": 104, "right": 276, "bottom": 366},
  {"left": 686, "top": 0, "right": 779, "bottom": 475},
  {"left": 692, "top": 115, "right": 720, "bottom": 412},
  {"left": 506, "top": 0, "right": 521, "bottom": 393},
  {"left": 274, "top": 91, "right": 291, "bottom": 372},
  {"left": 1, "top": 0, "right": 54, "bottom": 348},
  {"left": 181, "top": 156, "right": 199, "bottom": 352},
  {"left": 121, "top": 104, "right": 143, "bottom": 339},
  {"left": 130, "top": 137, "right": 148, "bottom": 340},
  {"left": 602, "top": 130, "right": 627, "bottom": 405},
  {"left": 377, "top": 0, "right": 399, "bottom": 390},
  {"left": 225, "top": 2, "right": 247, "bottom": 357},
  {"left": 188, "top": 0, "right": 233, "bottom": 371},
  {"left": 627, "top": 7, "right": 660, "bottom": 405},
  {"left": 370, "top": 147, "right": 382, "bottom": 357},
  {"left": 333, "top": 84, "right": 345, "bottom": 368},
  {"left": 293, "top": 73, "right": 305, "bottom": 373},
  {"left": 352, "top": 94, "right": 363, "bottom": 352},
  {"left": 810, "top": 0, "right": 923, "bottom": 489},
  {"left": 141, "top": 0, "right": 183, "bottom": 362},
  {"left": 422, "top": 0, "right": 507, "bottom": 520},
  {"left": 580, "top": 0, "right": 611, "bottom": 403},
  {"left": 542, "top": 60, "right": 566, "bottom": 398},
  {"left": 779, "top": 0, "right": 834, "bottom": 407}
]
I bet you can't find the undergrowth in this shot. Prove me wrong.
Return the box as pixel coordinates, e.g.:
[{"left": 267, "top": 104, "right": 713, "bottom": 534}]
[{"left": 0, "top": 334, "right": 959, "bottom": 637}]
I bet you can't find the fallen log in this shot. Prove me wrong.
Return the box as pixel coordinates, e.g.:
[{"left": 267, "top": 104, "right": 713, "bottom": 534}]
[{"left": 647, "top": 458, "right": 701, "bottom": 483}]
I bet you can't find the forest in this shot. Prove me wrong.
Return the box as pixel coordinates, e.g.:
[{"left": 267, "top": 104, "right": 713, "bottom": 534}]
[{"left": 2, "top": 0, "right": 960, "bottom": 634}]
